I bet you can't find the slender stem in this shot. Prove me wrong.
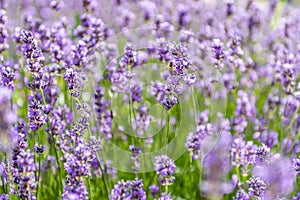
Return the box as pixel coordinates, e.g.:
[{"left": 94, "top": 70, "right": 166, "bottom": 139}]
[
  {"left": 36, "top": 154, "right": 41, "bottom": 199},
  {"left": 191, "top": 86, "right": 197, "bottom": 126},
  {"left": 165, "top": 185, "right": 168, "bottom": 194},
  {"left": 165, "top": 110, "right": 170, "bottom": 155},
  {"left": 96, "top": 154, "right": 109, "bottom": 198},
  {"left": 41, "top": 89, "right": 63, "bottom": 193}
]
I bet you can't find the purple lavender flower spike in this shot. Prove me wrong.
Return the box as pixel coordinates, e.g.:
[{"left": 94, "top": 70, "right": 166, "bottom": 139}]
[
  {"left": 16, "top": 149, "right": 37, "bottom": 200},
  {"left": 110, "top": 178, "right": 146, "bottom": 200},
  {"left": 246, "top": 176, "right": 266, "bottom": 198},
  {"left": 154, "top": 155, "right": 176, "bottom": 186},
  {"left": 28, "top": 98, "right": 46, "bottom": 131},
  {"left": 64, "top": 67, "right": 83, "bottom": 98},
  {"left": 129, "top": 145, "right": 142, "bottom": 173},
  {"left": 211, "top": 38, "right": 225, "bottom": 70},
  {"left": 292, "top": 157, "right": 300, "bottom": 176}
]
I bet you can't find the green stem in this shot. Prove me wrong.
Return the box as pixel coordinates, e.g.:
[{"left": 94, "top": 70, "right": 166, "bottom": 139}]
[
  {"left": 165, "top": 110, "right": 170, "bottom": 154},
  {"left": 96, "top": 154, "right": 109, "bottom": 198},
  {"left": 191, "top": 86, "right": 197, "bottom": 126},
  {"left": 41, "top": 89, "right": 63, "bottom": 193},
  {"left": 36, "top": 154, "right": 41, "bottom": 199}
]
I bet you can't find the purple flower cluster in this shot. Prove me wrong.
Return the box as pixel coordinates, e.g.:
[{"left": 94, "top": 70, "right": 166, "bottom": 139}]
[
  {"left": 246, "top": 176, "right": 266, "bottom": 198},
  {"left": 15, "top": 149, "right": 37, "bottom": 200},
  {"left": 110, "top": 178, "right": 146, "bottom": 200},
  {"left": 129, "top": 145, "right": 142, "bottom": 174},
  {"left": 94, "top": 85, "right": 112, "bottom": 139},
  {"left": 154, "top": 155, "right": 176, "bottom": 186},
  {"left": 19, "top": 30, "right": 45, "bottom": 89},
  {"left": 185, "top": 110, "right": 212, "bottom": 160},
  {"left": 27, "top": 98, "right": 46, "bottom": 131}
]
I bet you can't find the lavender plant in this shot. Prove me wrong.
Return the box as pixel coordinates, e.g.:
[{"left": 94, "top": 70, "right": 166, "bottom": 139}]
[{"left": 0, "top": 0, "right": 299, "bottom": 199}]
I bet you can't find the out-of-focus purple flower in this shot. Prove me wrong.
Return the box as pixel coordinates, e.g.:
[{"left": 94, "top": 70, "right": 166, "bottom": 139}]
[
  {"left": 293, "top": 192, "right": 300, "bottom": 200},
  {"left": 158, "top": 193, "right": 172, "bottom": 200},
  {"left": 121, "top": 43, "right": 137, "bottom": 68},
  {"left": 0, "top": 194, "right": 8, "bottom": 200},
  {"left": 149, "top": 184, "right": 159, "bottom": 198},
  {"left": 154, "top": 16, "right": 174, "bottom": 39},
  {"left": 33, "top": 143, "right": 45, "bottom": 154},
  {"left": 233, "top": 189, "right": 250, "bottom": 200},
  {"left": 129, "top": 145, "right": 142, "bottom": 173},
  {"left": 230, "top": 137, "right": 257, "bottom": 166},
  {"left": 233, "top": 90, "right": 256, "bottom": 133},
  {"left": 0, "top": 160, "right": 8, "bottom": 186},
  {"left": 280, "top": 96, "right": 299, "bottom": 126},
  {"left": 252, "top": 157, "right": 295, "bottom": 198},
  {"left": 94, "top": 85, "right": 112, "bottom": 139},
  {"left": 201, "top": 132, "right": 233, "bottom": 198},
  {"left": 133, "top": 105, "right": 151, "bottom": 137},
  {"left": 0, "top": 87, "right": 17, "bottom": 152},
  {"left": 154, "top": 155, "right": 176, "bottom": 186},
  {"left": 48, "top": 105, "right": 73, "bottom": 137}
]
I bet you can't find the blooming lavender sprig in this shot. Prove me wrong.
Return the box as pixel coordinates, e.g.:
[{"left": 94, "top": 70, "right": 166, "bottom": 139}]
[
  {"left": 185, "top": 132, "right": 202, "bottom": 160},
  {"left": 94, "top": 85, "right": 112, "bottom": 139},
  {"left": 19, "top": 30, "right": 45, "bottom": 88},
  {"left": 151, "top": 81, "right": 178, "bottom": 110},
  {"left": 109, "top": 178, "right": 146, "bottom": 200},
  {"left": 186, "top": 110, "right": 212, "bottom": 160},
  {"left": 292, "top": 157, "right": 300, "bottom": 176},
  {"left": 16, "top": 149, "right": 37, "bottom": 200},
  {"left": 211, "top": 38, "right": 225, "bottom": 70},
  {"left": 27, "top": 98, "right": 46, "bottom": 131},
  {"left": 246, "top": 176, "right": 266, "bottom": 198},
  {"left": 0, "top": 63, "right": 14, "bottom": 91},
  {"left": 230, "top": 137, "right": 257, "bottom": 166},
  {"left": 129, "top": 145, "right": 142, "bottom": 173},
  {"left": 281, "top": 63, "right": 295, "bottom": 95},
  {"left": 154, "top": 155, "right": 176, "bottom": 186},
  {"left": 62, "top": 139, "right": 94, "bottom": 200},
  {"left": 64, "top": 67, "right": 83, "bottom": 98}
]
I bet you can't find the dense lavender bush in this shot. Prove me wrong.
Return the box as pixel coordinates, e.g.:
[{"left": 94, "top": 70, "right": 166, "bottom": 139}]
[{"left": 0, "top": 0, "right": 299, "bottom": 199}]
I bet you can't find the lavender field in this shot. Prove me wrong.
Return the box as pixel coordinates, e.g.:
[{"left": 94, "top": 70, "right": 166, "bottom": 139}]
[{"left": 0, "top": 0, "right": 300, "bottom": 199}]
